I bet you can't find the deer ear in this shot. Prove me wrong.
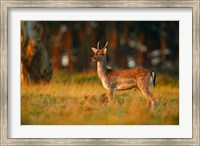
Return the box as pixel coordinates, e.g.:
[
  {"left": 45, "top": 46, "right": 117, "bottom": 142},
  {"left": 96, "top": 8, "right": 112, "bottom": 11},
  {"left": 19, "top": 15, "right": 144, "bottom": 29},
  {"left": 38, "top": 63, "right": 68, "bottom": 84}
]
[
  {"left": 91, "top": 47, "right": 97, "bottom": 53},
  {"left": 103, "top": 48, "right": 107, "bottom": 55}
]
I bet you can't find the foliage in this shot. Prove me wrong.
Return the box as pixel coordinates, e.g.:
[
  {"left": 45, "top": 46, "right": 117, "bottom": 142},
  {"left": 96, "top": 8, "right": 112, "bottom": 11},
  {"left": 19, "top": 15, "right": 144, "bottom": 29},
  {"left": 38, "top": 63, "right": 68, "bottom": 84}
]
[{"left": 21, "top": 72, "right": 179, "bottom": 125}]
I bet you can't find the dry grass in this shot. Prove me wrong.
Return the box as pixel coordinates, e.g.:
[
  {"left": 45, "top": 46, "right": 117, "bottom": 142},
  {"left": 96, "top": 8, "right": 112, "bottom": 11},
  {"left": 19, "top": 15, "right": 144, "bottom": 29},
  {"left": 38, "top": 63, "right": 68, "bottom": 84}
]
[{"left": 21, "top": 72, "right": 179, "bottom": 125}]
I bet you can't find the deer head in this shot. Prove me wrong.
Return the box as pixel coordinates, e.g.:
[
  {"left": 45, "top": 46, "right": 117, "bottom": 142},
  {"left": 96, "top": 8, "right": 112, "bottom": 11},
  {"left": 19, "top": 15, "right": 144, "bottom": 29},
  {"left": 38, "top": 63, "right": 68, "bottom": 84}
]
[{"left": 91, "top": 41, "right": 108, "bottom": 62}]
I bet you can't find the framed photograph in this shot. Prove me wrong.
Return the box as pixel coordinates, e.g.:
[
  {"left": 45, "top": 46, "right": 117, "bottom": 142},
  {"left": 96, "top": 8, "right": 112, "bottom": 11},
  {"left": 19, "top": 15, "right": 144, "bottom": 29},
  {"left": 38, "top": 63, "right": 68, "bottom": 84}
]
[{"left": 1, "top": 0, "right": 199, "bottom": 145}]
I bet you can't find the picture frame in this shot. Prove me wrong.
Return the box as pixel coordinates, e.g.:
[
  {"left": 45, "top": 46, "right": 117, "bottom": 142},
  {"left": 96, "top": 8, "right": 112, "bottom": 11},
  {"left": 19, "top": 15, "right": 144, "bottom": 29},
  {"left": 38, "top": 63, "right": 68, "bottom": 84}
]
[{"left": 0, "top": 0, "right": 199, "bottom": 145}]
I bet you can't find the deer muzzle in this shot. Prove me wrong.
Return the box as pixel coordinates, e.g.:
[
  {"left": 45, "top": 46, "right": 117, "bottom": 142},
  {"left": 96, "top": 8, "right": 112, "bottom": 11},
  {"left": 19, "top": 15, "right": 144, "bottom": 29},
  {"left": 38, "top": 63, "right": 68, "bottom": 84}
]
[{"left": 91, "top": 57, "right": 97, "bottom": 61}]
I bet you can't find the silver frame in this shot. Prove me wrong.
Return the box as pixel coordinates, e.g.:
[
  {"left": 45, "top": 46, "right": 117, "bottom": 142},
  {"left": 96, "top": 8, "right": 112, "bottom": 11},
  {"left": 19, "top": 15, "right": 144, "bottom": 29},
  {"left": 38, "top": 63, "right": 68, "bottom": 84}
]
[{"left": 1, "top": 0, "right": 199, "bottom": 145}]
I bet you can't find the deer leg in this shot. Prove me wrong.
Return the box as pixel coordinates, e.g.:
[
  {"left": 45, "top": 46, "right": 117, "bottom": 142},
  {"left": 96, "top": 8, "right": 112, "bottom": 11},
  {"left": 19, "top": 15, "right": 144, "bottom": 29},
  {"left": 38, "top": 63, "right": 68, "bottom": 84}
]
[
  {"left": 108, "top": 90, "right": 114, "bottom": 104},
  {"left": 147, "top": 92, "right": 156, "bottom": 112},
  {"left": 145, "top": 92, "right": 155, "bottom": 112},
  {"left": 138, "top": 86, "right": 156, "bottom": 112},
  {"left": 146, "top": 98, "right": 151, "bottom": 109}
]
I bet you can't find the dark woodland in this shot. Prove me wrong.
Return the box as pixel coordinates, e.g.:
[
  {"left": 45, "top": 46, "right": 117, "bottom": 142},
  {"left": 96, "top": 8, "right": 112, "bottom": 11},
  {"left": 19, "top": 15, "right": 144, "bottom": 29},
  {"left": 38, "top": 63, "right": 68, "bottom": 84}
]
[{"left": 21, "top": 21, "right": 179, "bottom": 83}]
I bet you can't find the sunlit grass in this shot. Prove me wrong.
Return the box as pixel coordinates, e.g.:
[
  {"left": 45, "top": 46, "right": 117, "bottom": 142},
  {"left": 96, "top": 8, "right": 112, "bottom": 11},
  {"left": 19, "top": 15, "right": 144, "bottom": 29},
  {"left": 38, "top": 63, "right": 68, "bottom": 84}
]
[{"left": 21, "top": 71, "right": 179, "bottom": 125}]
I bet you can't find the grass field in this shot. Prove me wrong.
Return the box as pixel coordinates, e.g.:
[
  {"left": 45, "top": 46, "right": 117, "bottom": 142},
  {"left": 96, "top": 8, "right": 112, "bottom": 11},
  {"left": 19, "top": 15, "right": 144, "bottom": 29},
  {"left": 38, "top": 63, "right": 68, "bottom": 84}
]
[{"left": 21, "top": 71, "right": 179, "bottom": 125}]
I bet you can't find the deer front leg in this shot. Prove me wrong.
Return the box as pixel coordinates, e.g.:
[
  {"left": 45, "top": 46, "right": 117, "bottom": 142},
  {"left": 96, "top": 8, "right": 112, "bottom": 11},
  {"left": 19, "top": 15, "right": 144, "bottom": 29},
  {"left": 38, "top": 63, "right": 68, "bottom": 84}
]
[{"left": 108, "top": 90, "right": 114, "bottom": 104}]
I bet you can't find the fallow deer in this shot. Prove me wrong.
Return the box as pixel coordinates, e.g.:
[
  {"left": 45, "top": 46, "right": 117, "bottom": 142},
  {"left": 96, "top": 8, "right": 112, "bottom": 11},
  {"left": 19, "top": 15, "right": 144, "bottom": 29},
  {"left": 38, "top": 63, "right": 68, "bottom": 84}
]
[{"left": 91, "top": 41, "right": 157, "bottom": 111}]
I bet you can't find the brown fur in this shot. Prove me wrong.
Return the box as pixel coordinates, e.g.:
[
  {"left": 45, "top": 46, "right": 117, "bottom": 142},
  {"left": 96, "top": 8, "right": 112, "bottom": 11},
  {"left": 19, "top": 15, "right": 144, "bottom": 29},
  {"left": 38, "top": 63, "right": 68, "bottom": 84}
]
[{"left": 91, "top": 42, "right": 156, "bottom": 111}]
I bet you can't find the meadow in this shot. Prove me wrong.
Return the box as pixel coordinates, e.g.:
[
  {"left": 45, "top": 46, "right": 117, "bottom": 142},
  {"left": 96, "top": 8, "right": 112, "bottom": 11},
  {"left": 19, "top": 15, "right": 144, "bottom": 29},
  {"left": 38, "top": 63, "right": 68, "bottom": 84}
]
[{"left": 21, "top": 71, "right": 179, "bottom": 125}]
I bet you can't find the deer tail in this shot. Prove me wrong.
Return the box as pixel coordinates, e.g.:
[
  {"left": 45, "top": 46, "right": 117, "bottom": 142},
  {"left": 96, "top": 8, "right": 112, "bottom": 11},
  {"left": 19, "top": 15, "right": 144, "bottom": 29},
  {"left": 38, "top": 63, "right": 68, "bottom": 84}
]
[{"left": 151, "top": 72, "right": 156, "bottom": 87}]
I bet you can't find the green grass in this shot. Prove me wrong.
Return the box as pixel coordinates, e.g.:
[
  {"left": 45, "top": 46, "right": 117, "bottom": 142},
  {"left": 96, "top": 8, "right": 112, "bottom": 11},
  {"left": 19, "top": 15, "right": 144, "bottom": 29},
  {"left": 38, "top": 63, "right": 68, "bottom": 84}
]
[{"left": 21, "top": 71, "right": 179, "bottom": 125}]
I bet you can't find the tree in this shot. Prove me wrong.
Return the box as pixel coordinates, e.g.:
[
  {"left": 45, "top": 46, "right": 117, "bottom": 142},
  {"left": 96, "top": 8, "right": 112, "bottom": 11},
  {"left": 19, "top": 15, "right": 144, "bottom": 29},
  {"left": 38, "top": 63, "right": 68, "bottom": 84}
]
[{"left": 21, "top": 21, "right": 52, "bottom": 84}]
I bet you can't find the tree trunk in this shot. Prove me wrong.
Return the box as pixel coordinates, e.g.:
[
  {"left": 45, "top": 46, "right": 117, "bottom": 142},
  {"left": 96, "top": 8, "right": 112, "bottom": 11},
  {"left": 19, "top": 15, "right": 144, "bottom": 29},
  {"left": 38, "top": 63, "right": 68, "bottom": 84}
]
[
  {"left": 137, "top": 33, "right": 145, "bottom": 66},
  {"left": 21, "top": 21, "right": 52, "bottom": 84},
  {"left": 160, "top": 22, "right": 166, "bottom": 65},
  {"left": 106, "top": 22, "right": 117, "bottom": 67}
]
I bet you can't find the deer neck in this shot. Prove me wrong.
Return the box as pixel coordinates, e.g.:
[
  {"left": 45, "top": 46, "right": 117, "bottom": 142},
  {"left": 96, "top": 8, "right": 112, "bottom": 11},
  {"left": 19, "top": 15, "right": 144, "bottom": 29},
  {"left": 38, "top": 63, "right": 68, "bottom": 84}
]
[{"left": 97, "top": 57, "right": 107, "bottom": 79}]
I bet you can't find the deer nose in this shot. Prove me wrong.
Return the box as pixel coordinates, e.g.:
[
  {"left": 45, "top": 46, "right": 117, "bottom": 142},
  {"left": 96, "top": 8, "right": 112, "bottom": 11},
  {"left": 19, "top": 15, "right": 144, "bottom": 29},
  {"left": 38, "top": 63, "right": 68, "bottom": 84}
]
[{"left": 91, "top": 57, "right": 96, "bottom": 61}]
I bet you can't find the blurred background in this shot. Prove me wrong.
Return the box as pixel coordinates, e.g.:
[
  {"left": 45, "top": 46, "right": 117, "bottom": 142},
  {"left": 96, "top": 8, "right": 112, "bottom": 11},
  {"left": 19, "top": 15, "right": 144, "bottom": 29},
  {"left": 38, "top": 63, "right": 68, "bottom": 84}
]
[{"left": 21, "top": 21, "right": 179, "bottom": 83}]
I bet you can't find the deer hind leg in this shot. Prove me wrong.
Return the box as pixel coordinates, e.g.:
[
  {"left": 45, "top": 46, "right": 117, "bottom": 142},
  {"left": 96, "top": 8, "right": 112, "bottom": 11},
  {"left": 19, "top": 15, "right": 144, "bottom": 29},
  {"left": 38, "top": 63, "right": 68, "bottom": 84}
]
[
  {"left": 108, "top": 90, "right": 114, "bottom": 104},
  {"left": 138, "top": 85, "right": 156, "bottom": 112}
]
